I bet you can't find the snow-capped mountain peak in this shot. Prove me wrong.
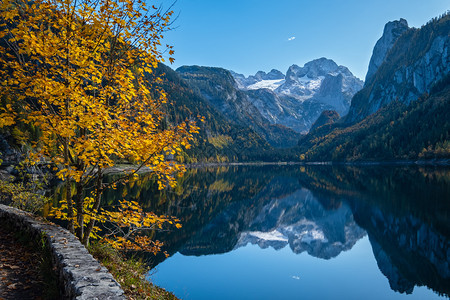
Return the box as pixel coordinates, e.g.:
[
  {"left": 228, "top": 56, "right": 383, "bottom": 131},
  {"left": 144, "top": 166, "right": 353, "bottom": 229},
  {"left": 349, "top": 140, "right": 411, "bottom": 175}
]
[
  {"left": 230, "top": 58, "right": 363, "bottom": 133},
  {"left": 287, "top": 58, "right": 339, "bottom": 80}
]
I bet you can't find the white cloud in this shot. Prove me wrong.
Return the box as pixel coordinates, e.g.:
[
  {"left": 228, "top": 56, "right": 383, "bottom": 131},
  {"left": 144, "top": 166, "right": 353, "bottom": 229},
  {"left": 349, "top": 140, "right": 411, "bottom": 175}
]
[
  {"left": 292, "top": 275, "right": 300, "bottom": 280},
  {"left": 288, "top": 36, "right": 296, "bottom": 41}
]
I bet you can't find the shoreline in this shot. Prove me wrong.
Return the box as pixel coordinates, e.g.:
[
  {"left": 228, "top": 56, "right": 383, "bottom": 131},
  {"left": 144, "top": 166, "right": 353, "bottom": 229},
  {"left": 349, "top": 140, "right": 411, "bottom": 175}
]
[
  {"left": 4, "top": 159, "right": 448, "bottom": 180},
  {"left": 102, "top": 159, "right": 450, "bottom": 175},
  {"left": 184, "top": 158, "right": 450, "bottom": 168}
]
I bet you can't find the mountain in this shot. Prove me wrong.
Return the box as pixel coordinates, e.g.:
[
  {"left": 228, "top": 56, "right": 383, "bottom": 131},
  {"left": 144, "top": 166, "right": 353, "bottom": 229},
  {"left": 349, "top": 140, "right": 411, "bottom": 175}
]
[
  {"left": 176, "top": 65, "right": 301, "bottom": 147},
  {"left": 365, "top": 19, "right": 409, "bottom": 83},
  {"left": 346, "top": 15, "right": 449, "bottom": 123},
  {"left": 150, "top": 63, "right": 273, "bottom": 162},
  {"left": 298, "top": 14, "right": 450, "bottom": 161},
  {"left": 231, "top": 58, "right": 363, "bottom": 133},
  {"left": 234, "top": 188, "right": 366, "bottom": 259},
  {"left": 278, "top": 58, "right": 364, "bottom": 115},
  {"left": 244, "top": 88, "right": 329, "bottom": 133}
]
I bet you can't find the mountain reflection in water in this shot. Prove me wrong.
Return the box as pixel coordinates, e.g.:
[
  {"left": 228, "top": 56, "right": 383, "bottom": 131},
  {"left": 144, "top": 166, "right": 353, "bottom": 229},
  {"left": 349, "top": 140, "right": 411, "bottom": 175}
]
[
  {"left": 104, "top": 165, "right": 449, "bottom": 298},
  {"left": 231, "top": 187, "right": 366, "bottom": 260}
]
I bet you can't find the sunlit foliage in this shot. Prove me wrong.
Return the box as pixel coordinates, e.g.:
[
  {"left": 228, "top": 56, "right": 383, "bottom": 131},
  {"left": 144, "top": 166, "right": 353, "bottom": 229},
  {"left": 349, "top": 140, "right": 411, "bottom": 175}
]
[{"left": 0, "top": 0, "right": 198, "bottom": 247}]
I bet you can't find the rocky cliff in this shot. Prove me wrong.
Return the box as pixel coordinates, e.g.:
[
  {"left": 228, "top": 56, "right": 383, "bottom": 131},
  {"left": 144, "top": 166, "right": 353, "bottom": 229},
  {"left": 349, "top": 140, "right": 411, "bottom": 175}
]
[
  {"left": 365, "top": 19, "right": 409, "bottom": 83},
  {"left": 347, "top": 15, "right": 450, "bottom": 123}
]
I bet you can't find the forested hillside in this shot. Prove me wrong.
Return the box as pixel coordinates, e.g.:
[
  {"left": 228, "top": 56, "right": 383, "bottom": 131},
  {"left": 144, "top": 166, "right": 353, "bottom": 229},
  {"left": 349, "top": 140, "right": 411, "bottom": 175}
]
[
  {"left": 176, "top": 65, "right": 302, "bottom": 148},
  {"left": 152, "top": 64, "right": 300, "bottom": 162},
  {"left": 298, "top": 79, "right": 450, "bottom": 161}
]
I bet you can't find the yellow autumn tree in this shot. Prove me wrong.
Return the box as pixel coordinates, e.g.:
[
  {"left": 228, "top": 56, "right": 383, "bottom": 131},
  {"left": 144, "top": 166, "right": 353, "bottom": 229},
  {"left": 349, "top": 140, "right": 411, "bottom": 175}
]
[{"left": 0, "top": 0, "right": 198, "bottom": 247}]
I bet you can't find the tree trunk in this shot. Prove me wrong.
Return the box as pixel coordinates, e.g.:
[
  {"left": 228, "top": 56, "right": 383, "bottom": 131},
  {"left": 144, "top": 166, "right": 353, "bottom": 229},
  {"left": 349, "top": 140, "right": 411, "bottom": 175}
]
[
  {"left": 64, "top": 140, "right": 74, "bottom": 233},
  {"left": 75, "top": 181, "right": 84, "bottom": 240},
  {"left": 65, "top": 178, "right": 74, "bottom": 233},
  {"left": 82, "top": 168, "right": 103, "bottom": 245}
]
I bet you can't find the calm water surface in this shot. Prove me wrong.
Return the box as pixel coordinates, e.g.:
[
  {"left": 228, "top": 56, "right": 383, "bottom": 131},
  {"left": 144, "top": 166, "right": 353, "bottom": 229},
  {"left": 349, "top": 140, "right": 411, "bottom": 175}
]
[{"left": 107, "top": 165, "right": 450, "bottom": 299}]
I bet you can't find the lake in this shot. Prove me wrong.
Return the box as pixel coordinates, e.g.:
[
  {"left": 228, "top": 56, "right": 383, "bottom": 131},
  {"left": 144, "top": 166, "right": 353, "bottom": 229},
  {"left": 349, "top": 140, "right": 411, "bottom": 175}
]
[{"left": 106, "top": 165, "right": 450, "bottom": 299}]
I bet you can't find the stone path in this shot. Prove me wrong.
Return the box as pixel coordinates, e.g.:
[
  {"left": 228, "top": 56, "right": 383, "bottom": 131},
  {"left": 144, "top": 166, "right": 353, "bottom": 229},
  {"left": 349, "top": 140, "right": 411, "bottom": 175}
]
[
  {"left": 0, "top": 224, "right": 53, "bottom": 300},
  {"left": 0, "top": 204, "right": 125, "bottom": 299}
]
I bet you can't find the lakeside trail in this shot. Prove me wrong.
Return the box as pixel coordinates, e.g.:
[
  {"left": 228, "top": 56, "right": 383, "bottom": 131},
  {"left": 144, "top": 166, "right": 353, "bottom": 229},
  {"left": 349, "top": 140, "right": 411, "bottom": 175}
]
[{"left": 0, "top": 225, "right": 51, "bottom": 300}]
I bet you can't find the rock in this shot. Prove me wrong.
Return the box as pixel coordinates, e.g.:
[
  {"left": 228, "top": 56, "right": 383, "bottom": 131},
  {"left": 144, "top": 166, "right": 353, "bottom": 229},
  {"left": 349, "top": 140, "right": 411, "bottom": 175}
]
[
  {"left": 365, "top": 19, "right": 409, "bottom": 83},
  {"left": 0, "top": 170, "right": 14, "bottom": 182}
]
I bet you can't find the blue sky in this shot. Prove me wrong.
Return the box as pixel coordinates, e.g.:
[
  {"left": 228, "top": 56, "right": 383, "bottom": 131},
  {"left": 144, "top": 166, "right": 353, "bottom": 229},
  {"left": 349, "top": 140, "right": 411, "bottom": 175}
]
[{"left": 160, "top": 0, "right": 449, "bottom": 80}]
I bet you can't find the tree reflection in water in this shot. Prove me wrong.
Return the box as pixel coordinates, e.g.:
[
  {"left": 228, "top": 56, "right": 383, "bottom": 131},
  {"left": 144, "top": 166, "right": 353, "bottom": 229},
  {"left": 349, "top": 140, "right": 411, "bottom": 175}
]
[{"left": 95, "top": 165, "right": 450, "bottom": 297}]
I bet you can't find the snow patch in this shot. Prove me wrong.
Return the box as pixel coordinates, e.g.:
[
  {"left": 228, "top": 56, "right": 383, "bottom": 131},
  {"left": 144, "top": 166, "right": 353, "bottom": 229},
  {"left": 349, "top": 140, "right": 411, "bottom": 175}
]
[
  {"left": 247, "top": 79, "right": 285, "bottom": 91},
  {"left": 299, "top": 229, "right": 328, "bottom": 244},
  {"left": 248, "top": 230, "right": 288, "bottom": 242},
  {"left": 297, "top": 75, "right": 324, "bottom": 89}
]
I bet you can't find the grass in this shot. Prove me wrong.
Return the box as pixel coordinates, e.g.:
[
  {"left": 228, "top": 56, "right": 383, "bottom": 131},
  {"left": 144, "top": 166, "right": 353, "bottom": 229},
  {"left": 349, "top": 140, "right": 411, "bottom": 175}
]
[{"left": 88, "top": 241, "right": 179, "bottom": 300}]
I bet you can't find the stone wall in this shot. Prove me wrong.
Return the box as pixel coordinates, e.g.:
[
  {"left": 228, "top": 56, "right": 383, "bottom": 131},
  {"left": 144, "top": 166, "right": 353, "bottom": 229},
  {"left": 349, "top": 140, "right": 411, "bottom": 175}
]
[{"left": 0, "top": 204, "right": 125, "bottom": 299}]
